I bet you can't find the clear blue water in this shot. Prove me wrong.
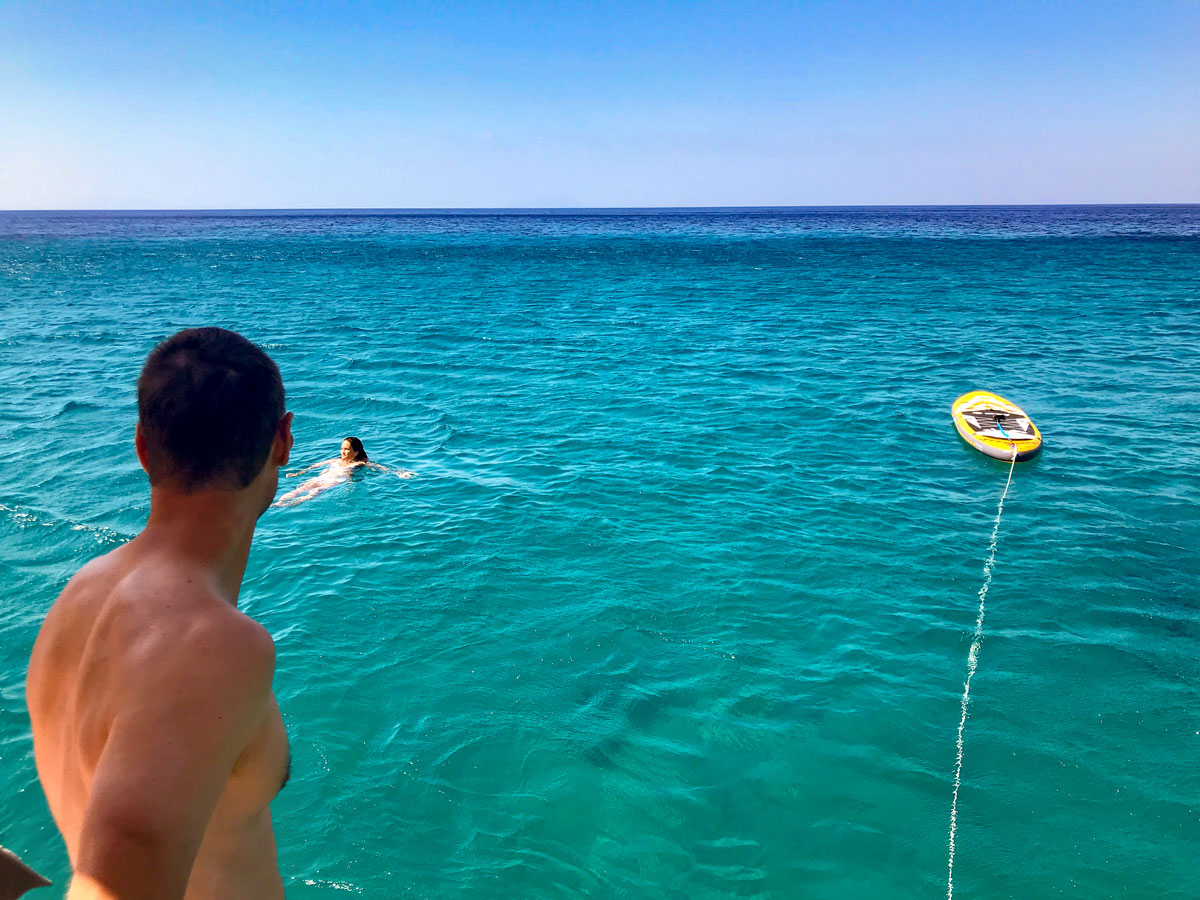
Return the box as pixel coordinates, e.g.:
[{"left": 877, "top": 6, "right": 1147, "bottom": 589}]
[{"left": 2, "top": 207, "right": 1198, "bottom": 898}]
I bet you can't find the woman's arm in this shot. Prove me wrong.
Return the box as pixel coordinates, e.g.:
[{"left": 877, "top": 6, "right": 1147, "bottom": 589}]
[
  {"left": 286, "top": 459, "right": 333, "bottom": 478},
  {"left": 366, "top": 462, "right": 415, "bottom": 478}
]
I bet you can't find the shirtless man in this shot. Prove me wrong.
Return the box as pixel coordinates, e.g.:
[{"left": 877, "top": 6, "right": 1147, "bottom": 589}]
[{"left": 26, "top": 328, "right": 295, "bottom": 900}]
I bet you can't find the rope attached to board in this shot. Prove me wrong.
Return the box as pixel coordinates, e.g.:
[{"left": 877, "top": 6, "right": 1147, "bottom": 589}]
[{"left": 946, "top": 441, "right": 1017, "bottom": 900}]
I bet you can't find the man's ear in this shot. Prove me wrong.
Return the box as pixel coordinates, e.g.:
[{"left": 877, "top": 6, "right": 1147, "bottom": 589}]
[
  {"left": 275, "top": 412, "right": 294, "bottom": 467},
  {"left": 134, "top": 422, "right": 150, "bottom": 474}
]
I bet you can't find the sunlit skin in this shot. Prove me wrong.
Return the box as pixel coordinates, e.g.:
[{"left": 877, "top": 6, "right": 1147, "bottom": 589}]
[{"left": 27, "top": 414, "right": 295, "bottom": 900}]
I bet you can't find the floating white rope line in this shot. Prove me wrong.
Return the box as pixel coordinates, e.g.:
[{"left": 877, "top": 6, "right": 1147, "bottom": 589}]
[{"left": 947, "top": 443, "right": 1017, "bottom": 900}]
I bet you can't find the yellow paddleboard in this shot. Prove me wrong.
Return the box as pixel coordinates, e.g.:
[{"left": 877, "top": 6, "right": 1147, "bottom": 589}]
[{"left": 952, "top": 391, "right": 1042, "bottom": 461}]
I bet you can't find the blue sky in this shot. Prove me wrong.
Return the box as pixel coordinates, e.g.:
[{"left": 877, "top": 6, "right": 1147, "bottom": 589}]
[{"left": 1, "top": 1, "right": 1197, "bottom": 208}]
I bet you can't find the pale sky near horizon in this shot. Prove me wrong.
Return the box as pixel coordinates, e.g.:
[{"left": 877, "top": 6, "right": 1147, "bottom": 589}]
[{"left": 2, "top": 1, "right": 1198, "bottom": 209}]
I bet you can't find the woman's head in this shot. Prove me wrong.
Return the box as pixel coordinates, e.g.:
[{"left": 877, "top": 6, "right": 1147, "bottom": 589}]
[{"left": 340, "top": 436, "right": 368, "bottom": 462}]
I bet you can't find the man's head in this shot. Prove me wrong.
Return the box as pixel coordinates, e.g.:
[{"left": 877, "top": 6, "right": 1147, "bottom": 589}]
[{"left": 137, "top": 328, "right": 288, "bottom": 492}]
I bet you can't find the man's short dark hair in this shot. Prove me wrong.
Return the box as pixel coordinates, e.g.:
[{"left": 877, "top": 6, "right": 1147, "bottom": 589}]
[{"left": 137, "top": 328, "right": 285, "bottom": 491}]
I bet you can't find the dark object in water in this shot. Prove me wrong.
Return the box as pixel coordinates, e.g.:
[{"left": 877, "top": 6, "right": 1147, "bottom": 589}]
[{"left": 0, "top": 846, "right": 50, "bottom": 900}]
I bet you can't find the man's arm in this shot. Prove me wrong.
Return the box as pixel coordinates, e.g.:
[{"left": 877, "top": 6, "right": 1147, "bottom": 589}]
[{"left": 68, "top": 611, "right": 275, "bottom": 900}]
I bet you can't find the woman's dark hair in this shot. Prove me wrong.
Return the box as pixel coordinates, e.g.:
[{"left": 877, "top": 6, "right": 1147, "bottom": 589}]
[
  {"left": 344, "top": 436, "right": 368, "bottom": 462},
  {"left": 138, "top": 328, "right": 285, "bottom": 491}
]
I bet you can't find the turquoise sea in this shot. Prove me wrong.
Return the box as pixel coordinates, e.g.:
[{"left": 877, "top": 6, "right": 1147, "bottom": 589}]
[{"left": 1, "top": 206, "right": 1198, "bottom": 899}]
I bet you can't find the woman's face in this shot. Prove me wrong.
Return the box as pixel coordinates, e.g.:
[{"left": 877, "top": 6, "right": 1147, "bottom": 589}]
[{"left": 340, "top": 440, "right": 355, "bottom": 462}]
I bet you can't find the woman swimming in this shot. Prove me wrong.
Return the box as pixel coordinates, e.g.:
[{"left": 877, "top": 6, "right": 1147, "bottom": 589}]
[{"left": 273, "top": 436, "right": 413, "bottom": 507}]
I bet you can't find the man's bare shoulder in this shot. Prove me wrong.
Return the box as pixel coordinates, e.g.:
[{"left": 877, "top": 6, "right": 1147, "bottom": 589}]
[
  {"left": 49, "top": 566, "right": 280, "bottom": 900},
  {"left": 112, "top": 571, "right": 276, "bottom": 686},
  {"left": 33, "top": 546, "right": 275, "bottom": 709},
  {"left": 111, "top": 585, "right": 276, "bottom": 754}
]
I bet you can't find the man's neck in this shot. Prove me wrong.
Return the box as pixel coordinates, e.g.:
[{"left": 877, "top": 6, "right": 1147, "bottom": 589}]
[{"left": 141, "top": 487, "right": 263, "bottom": 604}]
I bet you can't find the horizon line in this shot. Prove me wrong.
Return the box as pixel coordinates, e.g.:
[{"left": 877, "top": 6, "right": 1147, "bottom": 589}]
[{"left": 4, "top": 202, "right": 1199, "bottom": 215}]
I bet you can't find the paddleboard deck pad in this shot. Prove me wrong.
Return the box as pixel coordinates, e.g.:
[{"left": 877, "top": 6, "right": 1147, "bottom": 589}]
[{"left": 952, "top": 390, "right": 1042, "bottom": 461}]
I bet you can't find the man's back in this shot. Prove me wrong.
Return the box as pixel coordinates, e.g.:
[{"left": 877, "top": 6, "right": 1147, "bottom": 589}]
[
  {"left": 27, "top": 327, "right": 294, "bottom": 898},
  {"left": 27, "top": 537, "right": 289, "bottom": 900}
]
